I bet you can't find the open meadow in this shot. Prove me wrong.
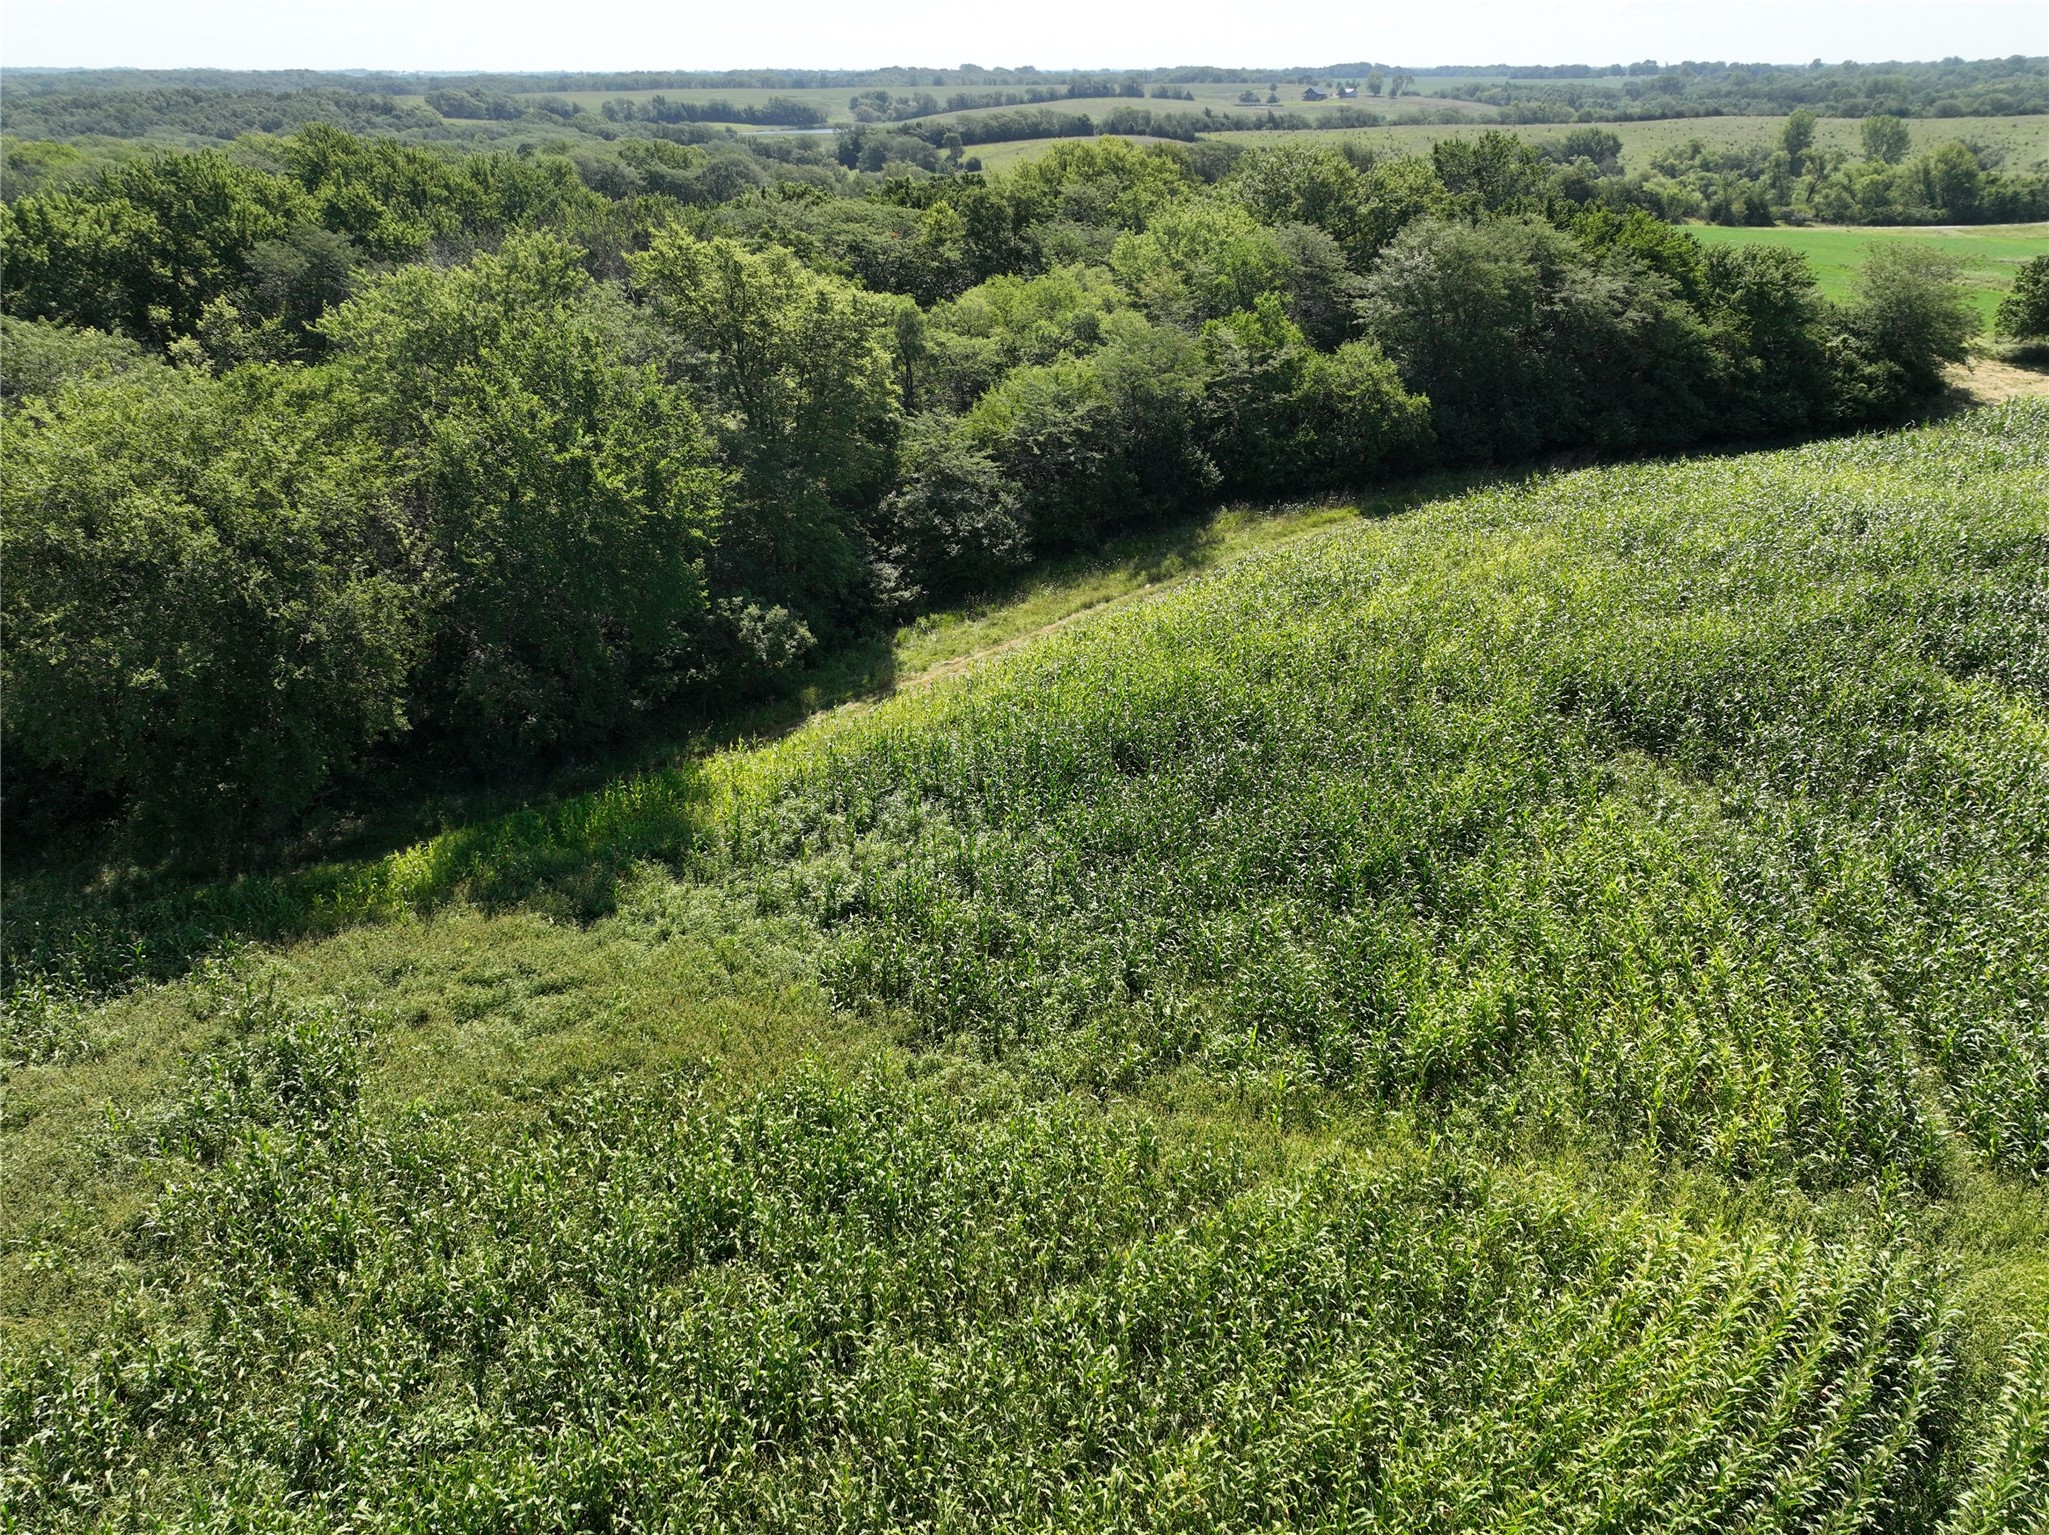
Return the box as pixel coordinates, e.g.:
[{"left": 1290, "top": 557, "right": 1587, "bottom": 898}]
[
  {"left": 1689, "top": 222, "right": 2049, "bottom": 329},
  {"left": 8, "top": 402, "right": 2049, "bottom": 1531}
]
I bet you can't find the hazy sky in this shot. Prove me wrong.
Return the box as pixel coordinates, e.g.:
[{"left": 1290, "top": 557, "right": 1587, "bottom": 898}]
[{"left": 4, "top": 0, "right": 2044, "bottom": 73}]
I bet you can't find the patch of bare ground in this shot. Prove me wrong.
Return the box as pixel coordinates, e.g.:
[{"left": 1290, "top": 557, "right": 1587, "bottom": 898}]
[{"left": 1946, "top": 355, "right": 2049, "bottom": 407}]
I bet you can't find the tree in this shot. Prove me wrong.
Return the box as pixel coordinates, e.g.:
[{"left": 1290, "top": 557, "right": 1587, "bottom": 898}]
[
  {"left": 1846, "top": 243, "right": 1975, "bottom": 395},
  {"left": 1359, "top": 217, "right": 1715, "bottom": 462},
  {"left": 1199, "top": 296, "right": 1426, "bottom": 495},
  {"left": 1227, "top": 144, "right": 1447, "bottom": 270},
  {"left": 1388, "top": 71, "right": 1415, "bottom": 99},
  {"left": 1003, "top": 138, "right": 1195, "bottom": 236},
  {"left": 1110, "top": 199, "right": 1292, "bottom": 325},
  {"left": 1861, "top": 114, "right": 1912, "bottom": 165},
  {"left": 1366, "top": 69, "right": 1386, "bottom": 97},
  {"left": 0, "top": 316, "right": 153, "bottom": 405},
  {"left": 323, "top": 232, "right": 723, "bottom": 756},
  {"left": 1780, "top": 108, "right": 1819, "bottom": 173},
  {"left": 631, "top": 229, "right": 902, "bottom": 623},
  {"left": 0, "top": 149, "right": 304, "bottom": 343},
  {"left": 1560, "top": 127, "right": 1624, "bottom": 167},
  {"left": 922, "top": 263, "right": 1130, "bottom": 411},
  {"left": 1920, "top": 141, "right": 1984, "bottom": 219},
  {"left": 2, "top": 364, "right": 424, "bottom": 844},
  {"left": 1696, "top": 243, "right": 1835, "bottom": 433},
  {"left": 1432, "top": 132, "right": 1556, "bottom": 218},
  {"left": 1995, "top": 253, "right": 2049, "bottom": 338},
  {"left": 962, "top": 312, "right": 1215, "bottom": 552},
  {"left": 877, "top": 415, "right": 1029, "bottom": 602}
]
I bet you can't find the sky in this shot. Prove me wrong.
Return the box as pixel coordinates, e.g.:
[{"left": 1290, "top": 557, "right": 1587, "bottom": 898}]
[{"left": 3, "top": 0, "right": 2044, "bottom": 73}]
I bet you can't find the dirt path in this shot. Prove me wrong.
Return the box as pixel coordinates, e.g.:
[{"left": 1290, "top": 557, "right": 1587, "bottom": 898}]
[{"left": 897, "top": 589, "right": 1155, "bottom": 692}]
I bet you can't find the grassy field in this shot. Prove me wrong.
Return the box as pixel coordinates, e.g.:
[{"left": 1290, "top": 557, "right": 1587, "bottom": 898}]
[
  {"left": 1689, "top": 222, "right": 2049, "bottom": 330},
  {"left": 6, "top": 406, "right": 2049, "bottom": 1530}
]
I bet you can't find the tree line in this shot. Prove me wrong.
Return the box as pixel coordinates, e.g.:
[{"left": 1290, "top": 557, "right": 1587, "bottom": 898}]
[
  {"left": 2, "top": 127, "right": 1983, "bottom": 854},
  {"left": 1441, "top": 54, "right": 2049, "bottom": 120},
  {"left": 1603, "top": 111, "right": 2049, "bottom": 224},
  {"left": 599, "top": 95, "right": 830, "bottom": 128}
]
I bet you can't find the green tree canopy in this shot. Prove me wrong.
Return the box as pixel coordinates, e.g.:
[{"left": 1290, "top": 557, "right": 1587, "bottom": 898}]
[
  {"left": 631, "top": 229, "right": 902, "bottom": 622},
  {"left": 322, "top": 232, "right": 723, "bottom": 754},
  {"left": 2, "top": 364, "right": 424, "bottom": 843}
]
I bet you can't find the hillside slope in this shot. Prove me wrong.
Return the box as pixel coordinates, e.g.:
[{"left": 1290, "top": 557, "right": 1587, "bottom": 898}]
[{"left": 5, "top": 405, "right": 2049, "bottom": 1532}]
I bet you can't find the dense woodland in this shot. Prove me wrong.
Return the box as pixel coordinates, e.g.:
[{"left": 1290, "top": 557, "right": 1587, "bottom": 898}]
[{"left": 1, "top": 117, "right": 2000, "bottom": 857}]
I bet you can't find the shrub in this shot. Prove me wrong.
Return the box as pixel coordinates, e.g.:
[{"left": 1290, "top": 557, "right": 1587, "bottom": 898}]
[{"left": 1995, "top": 253, "right": 2049, "bottom": 340}]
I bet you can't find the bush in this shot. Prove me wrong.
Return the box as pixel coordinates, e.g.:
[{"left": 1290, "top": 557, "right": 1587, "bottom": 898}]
[
  {"left": 1, "top": 366, "right": 424, "bottom": 845},
  {"left": 1996, "top": 253, "right": 2049, "bottom": 340},
  {"left": 877, "top": 415, "right": 1029, "bottom": 603}
]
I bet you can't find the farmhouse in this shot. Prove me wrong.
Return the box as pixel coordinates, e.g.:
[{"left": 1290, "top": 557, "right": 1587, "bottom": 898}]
[{"left": 1302, "top": 85, "right": 1327, "bottom": 101}]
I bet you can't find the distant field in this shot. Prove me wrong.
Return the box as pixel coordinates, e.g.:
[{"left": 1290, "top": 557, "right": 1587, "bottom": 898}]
[
  {"left": 442, "top": 84, "right": 2049, "bottom": 172},
  {"left": 1207, "top": 112, "right": 2049, "bottom": 169},
  {"left": 1688, "top": 222, "right": 2049, "bottom": 329},
  {"left": 468, "top": 80, "right": 1499, "bottom": 129},
  {"left": 969, "top": 113, "right": 2049, "bottom": 187}
]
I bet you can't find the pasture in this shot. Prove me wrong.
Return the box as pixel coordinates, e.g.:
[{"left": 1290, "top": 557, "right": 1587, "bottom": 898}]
[
  {"left": 1215, "top": 111, "right": 2049, "bottom": 167},
  {"left": 1688, "top": 221, "right": 2049, "bottom": 328},
  {"left": 7, "top": 404, "right": 2049, "bottom": 1531}
]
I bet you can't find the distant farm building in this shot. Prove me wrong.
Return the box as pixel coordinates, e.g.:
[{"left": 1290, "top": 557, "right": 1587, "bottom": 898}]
[{"left": 1302, "top": 85, "right": 1327, "bottom": 101}]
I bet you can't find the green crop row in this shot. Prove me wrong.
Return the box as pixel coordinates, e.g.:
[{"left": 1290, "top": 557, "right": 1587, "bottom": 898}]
[
  {"left": 5, "top": 982, "right": 2037, "bottom": 1533},
  {"left": 711, "top": 403, "right": 2049, "bottom": 1185}
]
